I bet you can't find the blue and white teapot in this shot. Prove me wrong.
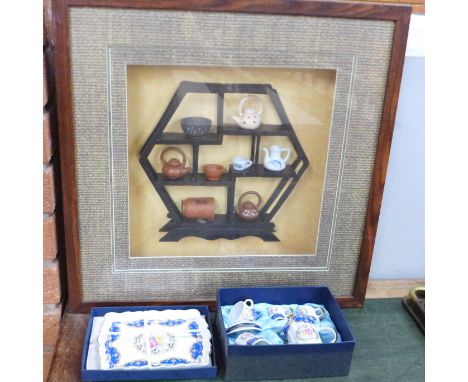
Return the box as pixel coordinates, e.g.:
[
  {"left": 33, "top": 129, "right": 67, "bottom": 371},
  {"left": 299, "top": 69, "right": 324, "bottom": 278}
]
[{"left": 263, "top": 145, "right": 291, "bottom": 171}]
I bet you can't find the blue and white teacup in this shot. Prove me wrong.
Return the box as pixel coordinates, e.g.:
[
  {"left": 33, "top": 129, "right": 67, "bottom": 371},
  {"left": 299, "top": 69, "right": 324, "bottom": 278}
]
[
  {"left": 235, "top": 332, "right": 271, "bottom": 346},
  {"left": 297, "top": 305, "right": 325, "bottom": 320},
  {"left": 232, "top": 156, "right": 253, "bottom": 171},
  {"left": 228, "top": 299, "right": 255, "bottom": 326},
  {"left": 267, "top": 305, "right": 286, "bottom": 321}
]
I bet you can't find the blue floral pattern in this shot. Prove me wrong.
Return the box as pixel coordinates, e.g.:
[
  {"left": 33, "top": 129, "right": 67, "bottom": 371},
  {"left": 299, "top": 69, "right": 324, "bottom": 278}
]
[
  {"left": 124, "top": 360, "right": 148, "bottom": 367},
  {"left": 126, "top": 319, "right": 144, "bottom": 328},
  {"left": 191, "top": 341, "right": 203, "bottom": 360},
  {"left": 109, "top": 322, "right": 121, "bottom": 332},
  {"left": 252, "top": 310, "right": 263, "bottom": 320},
  {"left": 188, "top": 321, "right": 199, "bottom": 330},
  {"left": 105, "top": 334, "right": 121, "bottom": 368},
  {"left": 160, "top": 358, "right": 191, "bottom": 365},
  {"left": 159, "top": 319, "right": 187, "bottom": 326}
]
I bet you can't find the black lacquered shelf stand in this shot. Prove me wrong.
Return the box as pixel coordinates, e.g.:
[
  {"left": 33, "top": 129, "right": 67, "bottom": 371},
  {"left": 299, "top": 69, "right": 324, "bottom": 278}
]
[{"left": 139, "top": 81, "right": 309, "bottom": 242}]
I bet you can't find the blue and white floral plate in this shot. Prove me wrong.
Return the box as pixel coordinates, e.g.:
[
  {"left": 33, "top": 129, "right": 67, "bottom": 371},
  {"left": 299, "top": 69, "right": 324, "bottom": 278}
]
[{"left": 98, "top": 310, "right": 212, "bottom": 370}]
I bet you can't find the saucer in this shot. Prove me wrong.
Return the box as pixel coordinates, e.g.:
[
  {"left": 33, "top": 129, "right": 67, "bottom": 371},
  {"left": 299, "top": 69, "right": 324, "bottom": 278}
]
[
  {"left": 226, "top": 321, "right": 261, "bottom": 332},
  {"left": 227, "top": 320, "right": 260, "bottom": 329},
  {"left": 226, "top": 325, "right": 262, "bottom": 335}
]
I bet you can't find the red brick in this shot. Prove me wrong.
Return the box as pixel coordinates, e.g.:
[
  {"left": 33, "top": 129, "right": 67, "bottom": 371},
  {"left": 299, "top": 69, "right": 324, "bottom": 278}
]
[
  {"left": 43, "top": 0, "right": 54, "bottom": 44},
  {"left": 43, "top": 56, "right": 49, "bottom": 107},
  {"left": 43, "top": 111, "right": 53, "bottom": 164},
  {"left": 43, "top": 165, "right": 55, "bottom": 214},
  {"left": 44, "top": 215, "right": 58, "bottom": 260},
  {"left": 44, "top": 262, "right": 61, "bottom": 304},
  {"left": 43, "top": 349, "right": 54, "bottom": 381},
  {"left": 43, "top": 304, "right": 62, "bottom": 348}
]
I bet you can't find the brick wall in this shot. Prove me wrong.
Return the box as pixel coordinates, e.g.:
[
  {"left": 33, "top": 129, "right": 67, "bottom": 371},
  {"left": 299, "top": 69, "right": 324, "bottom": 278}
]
[{"left": 43, "top": 0, "right": 66, "bottom": 380}]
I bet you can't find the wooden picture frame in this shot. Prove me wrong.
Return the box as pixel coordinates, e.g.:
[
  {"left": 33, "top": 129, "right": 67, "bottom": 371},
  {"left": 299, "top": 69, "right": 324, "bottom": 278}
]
[{"left": 53, "top": 0, "right": 411, "bottom": 312}]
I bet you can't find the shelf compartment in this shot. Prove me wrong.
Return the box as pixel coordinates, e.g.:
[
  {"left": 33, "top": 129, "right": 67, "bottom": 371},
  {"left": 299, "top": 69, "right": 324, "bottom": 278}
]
[
  {"left": 156, "top": 173, "right": 232, "bottom": 186},
  {"left": 154, "top": 132, "right": 223, "bottom": 145},
  {"left": 221, "top": 123, "right": 291, "bottom": 136},
  {"left": 159, "top": 214, "right": 279, "bottom": 242},
  {"left": 230, "top": 164, "right": 296, "bottom": 178}
]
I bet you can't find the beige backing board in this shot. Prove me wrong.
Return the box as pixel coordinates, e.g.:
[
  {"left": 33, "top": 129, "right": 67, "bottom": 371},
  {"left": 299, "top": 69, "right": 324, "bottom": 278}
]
[{"left": 127, "top": 66, "right": 336, "bottom": 257}]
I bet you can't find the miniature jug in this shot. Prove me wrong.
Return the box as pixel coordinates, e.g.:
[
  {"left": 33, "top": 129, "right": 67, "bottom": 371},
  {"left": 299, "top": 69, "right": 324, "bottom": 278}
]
[
  {"left": 160, "top": 146, "right": 192, "bottom": 180},
  {"left": 262, "top": 145, "right": 291, "bottom": 171},
  {"left": 231, "top": 95, "right": 264, "bottom": 130},
  {"left": 235, "top": 191, "right": 262, "bottom": 221}
]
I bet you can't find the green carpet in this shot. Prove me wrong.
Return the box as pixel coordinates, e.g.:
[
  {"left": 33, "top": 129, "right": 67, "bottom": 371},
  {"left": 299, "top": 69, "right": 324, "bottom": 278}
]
[{"left": 319, "top": 298, "right": 425, "bottom": 382}]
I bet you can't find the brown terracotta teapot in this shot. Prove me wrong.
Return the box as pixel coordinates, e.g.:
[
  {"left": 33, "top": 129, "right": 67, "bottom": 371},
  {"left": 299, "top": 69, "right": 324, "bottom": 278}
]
[
  {"left": 160, "top": 146, "right": 192, "bottom": 180},
  {"left": 235, "top": 191, "right": 262, "bottom": 221}
]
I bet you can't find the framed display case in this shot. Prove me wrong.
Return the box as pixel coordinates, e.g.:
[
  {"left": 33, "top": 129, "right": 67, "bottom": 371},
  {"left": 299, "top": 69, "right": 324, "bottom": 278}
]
[{"left": 53, "top": 0, "right": 411, "bottom": 312}]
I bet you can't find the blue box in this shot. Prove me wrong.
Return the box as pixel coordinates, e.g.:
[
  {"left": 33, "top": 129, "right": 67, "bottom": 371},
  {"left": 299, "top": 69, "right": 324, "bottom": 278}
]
[
  {"left": 216, "top": 286, "right": 355, "bottom": 380},
  {"left": 81, "top": 305, "right": 217, "bottom": 381}
]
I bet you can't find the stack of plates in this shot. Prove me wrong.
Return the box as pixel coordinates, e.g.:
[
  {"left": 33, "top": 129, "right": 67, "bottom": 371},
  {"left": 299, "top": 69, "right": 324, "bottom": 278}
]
[{"left": 98, "top": 309, "right": 212, "bottom": 369}]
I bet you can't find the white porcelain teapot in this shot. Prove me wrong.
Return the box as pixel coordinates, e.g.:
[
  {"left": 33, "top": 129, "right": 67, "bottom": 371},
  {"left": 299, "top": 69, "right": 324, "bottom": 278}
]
[
  {"left": 263, "top": 145, "right": 291, "bottom": 171},
  {"left": 231, "top": 95, "right": 263, "bottom": 130}
]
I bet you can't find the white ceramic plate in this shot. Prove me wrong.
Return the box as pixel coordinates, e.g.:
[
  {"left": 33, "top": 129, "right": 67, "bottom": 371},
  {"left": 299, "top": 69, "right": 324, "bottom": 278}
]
[{"left": 97, "top": 310, "right": 212, "bottom": 370}]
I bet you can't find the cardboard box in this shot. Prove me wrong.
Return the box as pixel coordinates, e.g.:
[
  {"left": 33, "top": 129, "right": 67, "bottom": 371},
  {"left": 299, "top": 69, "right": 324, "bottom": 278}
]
[
  {"left": 81, "top": 305, "right": 217, "bottom": 381},
  {"left": 216, "top": 286, "right": 355, "bottom": 380}
]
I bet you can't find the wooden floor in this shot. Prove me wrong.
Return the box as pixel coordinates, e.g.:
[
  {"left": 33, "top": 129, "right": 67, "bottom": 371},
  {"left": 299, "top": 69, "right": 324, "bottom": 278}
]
[{"left": 47, "top": 280, "right": 424, "bottom": 382}]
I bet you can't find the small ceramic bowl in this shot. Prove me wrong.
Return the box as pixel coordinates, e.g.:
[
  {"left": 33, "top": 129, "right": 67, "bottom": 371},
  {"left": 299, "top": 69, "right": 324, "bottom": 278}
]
[
  {"left": 181, "top": 117, "right": 212, "bottom": 137},
  {"left": 203, "top": 164, "right": 225, "bottom": 181}
]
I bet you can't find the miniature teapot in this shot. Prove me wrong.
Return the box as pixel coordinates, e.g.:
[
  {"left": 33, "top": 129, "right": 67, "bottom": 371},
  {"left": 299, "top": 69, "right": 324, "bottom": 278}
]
[
  {"left": 231, "top": 95, "right": 264, "bottom": 130},
  {"left": 235, "top": 191, "right": 262, "bottom": 221},
  {"left": 263, "top": 145, "right": 291, "bottom": 171},
  {"left": 160, "top": 146, "right": 192, "bottom": 180}
]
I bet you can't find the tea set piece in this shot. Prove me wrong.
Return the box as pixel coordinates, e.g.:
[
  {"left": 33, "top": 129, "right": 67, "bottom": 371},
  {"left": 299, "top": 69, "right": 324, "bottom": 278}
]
[
  {"left": 235, "top": 191, "right": 262, "bottom": 221},
  {"left": 232, "top": 156, "right": 253, "bottom": 171},
  {"left": 226, "top": 324, "right": 262, "bottom": 336},
  {"left": 203, "top": 164, "right": 225, "bottom": 181},
  {"left": 160, "top": 146, "right": 192, "bottom": 180},
  {"left": 98, "top": 309, "right": 212, "bottom": 370},
  {"left": 235, "top": 332, "right": 271, "bottom": 346},
  {"left": 297, "top": 305, "right": 326, "bottom": 320},
  {"left": 180, "top": 116, "right": 212, "bottom": 137},
  {"left": 222, "top": 301, "right": 339, "bottom": 347},
  {"left": 283, "top": 307, "right": 337, "bottom": 345},
  {"left": 225, "top": 299, "right": 262, "bottom": 335},
  {"left": 267, "top": 305, "right": 287, "bottom": 321},
  {"left": 231, "top": 95, "right": 264, "bottom": 130},
  {"left": 228, "top": 299, "right": 255, "bottom": 324},
  {"left": 263, "top": 145, "right": 291, "bottom": 172},
  {"left": 181, "top": 197, "right": 215, "bottom": 221}
]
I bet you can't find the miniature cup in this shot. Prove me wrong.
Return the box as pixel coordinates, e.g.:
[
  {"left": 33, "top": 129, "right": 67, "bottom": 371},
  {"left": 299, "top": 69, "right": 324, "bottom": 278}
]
[
  {"left": 297, "top": 305, "right": 325, "bottom": 320},
  {"left": 203, "top": 164, "right": 225, "bottom": 181},
  {"left": 228, "top": 299, "right": 254, "bottom": 325},
  {"left": 267, "top": 305, "right": 286, "bottom": 321},
  {"left": 287, "top": 322, "right": 337, "bottom": 345},
  {"left": 232, "top": 156, "right": 253, "bottom": 171},
  {"left": 235, "top": 332, "right": 271, "bottom": 346}
]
